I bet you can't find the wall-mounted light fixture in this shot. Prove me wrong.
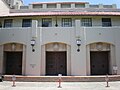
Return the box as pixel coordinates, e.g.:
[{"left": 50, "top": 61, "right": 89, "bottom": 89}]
[
  {"left": 31, "top": 39, "right": 36, "bottom": 52},
  {"left": 76, "top": 38, "right": 81, "bottom": 52},
  {"left": 55, "top": 16, "right": 58, "bottom": 27}
]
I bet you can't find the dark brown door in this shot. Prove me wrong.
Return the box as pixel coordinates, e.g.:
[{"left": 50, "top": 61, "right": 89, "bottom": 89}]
[
  {"left": 5, "top": 52, "right": 22, "bottom": 75},
  {"left": 46, "top": 52, "right": 67, "bottom": 75},
  {"left": 90, "top": 51, "right": 109, "bottom": 75}
]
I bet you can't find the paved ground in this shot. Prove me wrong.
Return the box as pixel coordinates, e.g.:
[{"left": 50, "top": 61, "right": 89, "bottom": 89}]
[{"left": 0, "top": 81, "right": 120, "bottom": 90}]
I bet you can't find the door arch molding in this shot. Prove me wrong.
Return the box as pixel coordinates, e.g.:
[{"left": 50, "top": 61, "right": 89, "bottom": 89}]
[
  {"left": 86, "top": 42, "right": 116, "bottom": 75},
  {"left": 41, "top": 42, "right": 71, "bottom": 76},
  {"left": 1, "top": 43, "right": 26, "bottom": 75}
]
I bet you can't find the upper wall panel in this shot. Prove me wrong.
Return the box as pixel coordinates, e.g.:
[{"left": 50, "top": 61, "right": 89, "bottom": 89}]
[{"left": 0, "top": 0, "right": 9, "bottom": 15}]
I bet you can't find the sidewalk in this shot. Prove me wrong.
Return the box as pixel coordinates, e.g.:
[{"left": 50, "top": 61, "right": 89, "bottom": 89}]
[{"left": 0, "top": 81, "right": 120, "bottom": 90}]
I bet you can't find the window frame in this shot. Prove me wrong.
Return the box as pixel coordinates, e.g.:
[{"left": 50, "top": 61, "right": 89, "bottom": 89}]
[
  {"left": 81, "top": 18, "right": 92, "bottom": 27},
  {"left": 22, "top": 19, "right": 32, "bottom": 27},
  {"left": 47, "top": 4, "right": 56, "bottom": 8},
  {"left": 42, "top": 18, "right": 52, "bottom": 27},
  {"left": 62, "top": 18, "right": 72, "bottom": 27},
  {"left": 61, "top": 4, "right": 71, "bottom": 8},
  {"left": 102, "top": 18, "right": 112, "bottom": 27},
  {"left": 4, "top": 19, "right": 13, "bottom": 28}
]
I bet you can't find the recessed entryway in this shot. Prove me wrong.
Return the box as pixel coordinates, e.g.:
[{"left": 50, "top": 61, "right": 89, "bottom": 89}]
[
  {"left": 46, "top": 51, "right": 67, "bottom": 75},
  {"left": 4, "top": 52, "right": 22, "bottom": 75},
  {"left": 90, "top": 51, "right": 109, "bottom": 75}
]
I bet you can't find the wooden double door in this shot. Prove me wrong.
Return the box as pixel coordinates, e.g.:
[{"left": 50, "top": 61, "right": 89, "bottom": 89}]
[
  {"left": 90, "top": 51, "right": 109, "bottom": 75},
  {"left": 4, "top": 52, "right": 22, "bottom": 75},
  {"left": 46, "top": 51, "right": 67, "bottom": 75}
]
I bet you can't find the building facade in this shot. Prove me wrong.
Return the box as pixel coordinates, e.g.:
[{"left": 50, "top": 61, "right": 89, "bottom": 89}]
[
  {"left": 0, "top": 0, "right": 120, "bottom": 76},
  {"left": 4, "top": 0, "right": 23, "bottom": 9}
]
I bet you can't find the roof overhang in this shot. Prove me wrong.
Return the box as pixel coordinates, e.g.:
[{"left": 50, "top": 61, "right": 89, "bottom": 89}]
[{"left": 0, "top": 12, "right": 120, "bottom": 17}]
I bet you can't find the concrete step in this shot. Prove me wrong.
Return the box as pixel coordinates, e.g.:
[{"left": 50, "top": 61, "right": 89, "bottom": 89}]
[{"left": 3, "top": 75, "right": 120, "bottom": 82}]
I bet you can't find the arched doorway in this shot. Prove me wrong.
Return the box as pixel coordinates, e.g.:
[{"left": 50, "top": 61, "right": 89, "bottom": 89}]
[
  {"left": 46, "top": 51, "right": 67, "bottom": 75},
  {"left": 90, "top": 51, "right": 109, "bottom": 75},
  {"left": 45, "top": 43, "right": 67, "bottom": 75},
  {"left": 4, "top": 52, "right": 22, "bottom": 75},
  {"left": 3, "top": 43, "right": 24, "bottom": 75},
  {"left": 89, "top": 42, "right": 112, "bottom": 75}
]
